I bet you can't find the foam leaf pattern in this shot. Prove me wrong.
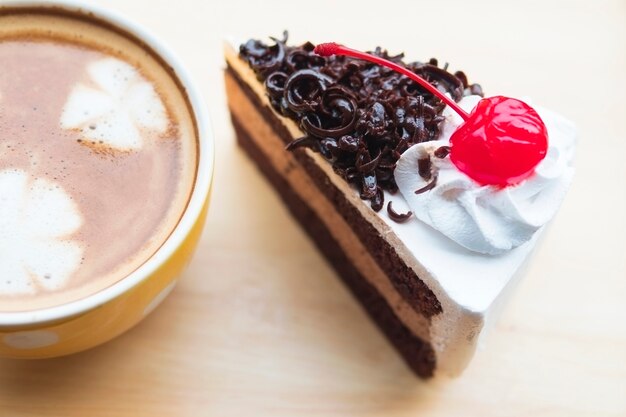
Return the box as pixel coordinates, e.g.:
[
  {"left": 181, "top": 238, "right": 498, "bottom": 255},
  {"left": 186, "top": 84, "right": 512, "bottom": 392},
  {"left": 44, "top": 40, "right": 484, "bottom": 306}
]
[
  {"left": 0, "top": 169, "right": 83, "bottom": 295},
  {"left": 60, "top": 58, "right": 167, "bottom": 150}
]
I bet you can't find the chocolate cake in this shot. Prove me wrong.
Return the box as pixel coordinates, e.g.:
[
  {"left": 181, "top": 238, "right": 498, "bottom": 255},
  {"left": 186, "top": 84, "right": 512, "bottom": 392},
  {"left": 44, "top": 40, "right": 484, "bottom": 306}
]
[{"left": 224, "top": 33, "right": 576, "bottom": 378}]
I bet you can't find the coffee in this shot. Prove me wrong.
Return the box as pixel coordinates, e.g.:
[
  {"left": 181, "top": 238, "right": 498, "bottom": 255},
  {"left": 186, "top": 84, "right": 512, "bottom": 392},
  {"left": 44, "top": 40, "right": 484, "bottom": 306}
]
[{"left": 0, "top": 10, "right": 198, "bottom": 312}]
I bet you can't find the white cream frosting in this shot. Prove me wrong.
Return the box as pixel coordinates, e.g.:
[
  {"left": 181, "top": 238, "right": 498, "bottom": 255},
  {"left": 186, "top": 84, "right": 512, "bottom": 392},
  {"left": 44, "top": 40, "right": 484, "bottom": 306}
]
[
  {"left": 395, "top": 95, "right": 576, "bottom": 255},
  {"left": 61, "top": 57, "right": 168, "bottom": 150},
  {"left": 0, "top": 169, "right": 83, "bottom": 295}
]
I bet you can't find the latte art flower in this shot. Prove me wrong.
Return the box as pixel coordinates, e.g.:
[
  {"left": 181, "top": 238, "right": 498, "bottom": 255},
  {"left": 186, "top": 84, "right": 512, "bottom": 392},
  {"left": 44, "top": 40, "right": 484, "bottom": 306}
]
[
  {"left": 0, "top": 169, "right": 83, "bottom": 294},
  {"left": 61, "top": 57, "right": 168, "bottom": 150}
]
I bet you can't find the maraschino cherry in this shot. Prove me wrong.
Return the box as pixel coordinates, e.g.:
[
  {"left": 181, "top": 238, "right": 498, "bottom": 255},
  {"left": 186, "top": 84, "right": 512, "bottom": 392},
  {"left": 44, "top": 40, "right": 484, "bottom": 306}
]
[{"left": 314, "top": 42, "right": 548, "bottom": 187}]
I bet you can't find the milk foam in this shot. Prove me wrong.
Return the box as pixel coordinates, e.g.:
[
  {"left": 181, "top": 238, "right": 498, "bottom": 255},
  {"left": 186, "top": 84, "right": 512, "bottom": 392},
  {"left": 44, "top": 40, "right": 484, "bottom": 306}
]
[
  {"left": 60, "top": 58, "right": 168, "bottom": 150},
  {"left": 0, "top": 169, "right": 83, "bottom": 295}
]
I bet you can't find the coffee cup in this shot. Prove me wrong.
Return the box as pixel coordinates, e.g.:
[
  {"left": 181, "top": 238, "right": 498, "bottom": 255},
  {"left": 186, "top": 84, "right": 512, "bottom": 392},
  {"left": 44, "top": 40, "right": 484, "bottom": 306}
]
[{"left": 0, "top": 0, "right": 213, "bottom": 357}]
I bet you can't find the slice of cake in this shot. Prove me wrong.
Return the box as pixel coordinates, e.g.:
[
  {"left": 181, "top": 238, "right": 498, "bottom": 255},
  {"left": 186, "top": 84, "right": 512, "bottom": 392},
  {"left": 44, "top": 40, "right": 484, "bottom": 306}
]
[{"left": 224, "top": 33, "right": 576, "bottom": 378}]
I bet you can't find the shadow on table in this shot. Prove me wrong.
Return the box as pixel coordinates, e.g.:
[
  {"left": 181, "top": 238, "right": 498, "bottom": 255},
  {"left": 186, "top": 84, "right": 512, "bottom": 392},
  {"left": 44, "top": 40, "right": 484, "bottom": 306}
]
[
  {"left": 0, "top": 275, "right": 439, "bottom": 416},
  {"left": 0, "top": 294, "right": 438, "bottom": 414}
]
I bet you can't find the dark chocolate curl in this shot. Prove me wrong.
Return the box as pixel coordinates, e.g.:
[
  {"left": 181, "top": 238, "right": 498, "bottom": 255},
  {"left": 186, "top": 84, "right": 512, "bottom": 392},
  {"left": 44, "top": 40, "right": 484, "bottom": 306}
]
[
  {"left": 387, "top": 201, "right": 413, "bottom": 223},
  {"left": 284, "top": 69, "right": 333, "bottom": 113}
]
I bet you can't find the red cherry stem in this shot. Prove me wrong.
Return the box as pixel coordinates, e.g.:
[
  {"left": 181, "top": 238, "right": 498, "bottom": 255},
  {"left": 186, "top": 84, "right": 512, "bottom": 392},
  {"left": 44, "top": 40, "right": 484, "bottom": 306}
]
[{"left": 314, "top": 42, "right": 470, "bottom": 121}]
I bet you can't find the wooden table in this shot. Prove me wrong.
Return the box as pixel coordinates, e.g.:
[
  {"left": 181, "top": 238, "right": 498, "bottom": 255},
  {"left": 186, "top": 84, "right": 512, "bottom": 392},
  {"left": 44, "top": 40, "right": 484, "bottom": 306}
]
[{"left": 1, "top": 0, "right": 624, "bottom": 415}]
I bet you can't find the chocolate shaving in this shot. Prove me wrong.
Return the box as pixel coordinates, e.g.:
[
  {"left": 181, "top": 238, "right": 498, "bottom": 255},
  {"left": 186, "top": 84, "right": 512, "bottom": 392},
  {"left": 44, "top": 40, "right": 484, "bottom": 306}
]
[
  {"left": 356, "top": 149, "right": 381, "bottom": 173},
  {"left": 370, "top": 187, "right": 384, "bottom": 211},
  {"left": 285, "top": 135, "right": 319, "bottom": 151},
  {"left": 240, "top": 32, "right": 482, "bottom": 210},
  {"left": 417, "top": 157, "right": 432, "bottom": 180},
  {"left": 415, "top": 173, "right": 438, "bottom": 194},
  {"left": 434, "top": 146, "right": 450, "bottom": 159},
  {"left": 387, "top": 201, "right": 413, "bottom": 223},
  {"left": 361, "top": 171, "right": 378, "bottom": 199}
]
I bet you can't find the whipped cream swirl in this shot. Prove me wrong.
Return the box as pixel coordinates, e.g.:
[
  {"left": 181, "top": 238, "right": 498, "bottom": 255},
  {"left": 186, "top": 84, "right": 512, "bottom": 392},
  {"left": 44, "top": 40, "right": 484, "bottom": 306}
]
[{"left": 395, "top": 96, "right": 575, "bottom": 255}]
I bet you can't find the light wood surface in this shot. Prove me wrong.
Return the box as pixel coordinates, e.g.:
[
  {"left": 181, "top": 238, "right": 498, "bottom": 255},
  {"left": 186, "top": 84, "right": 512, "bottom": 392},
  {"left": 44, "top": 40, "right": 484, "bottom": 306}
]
[{"left": 1, "top": 0, "right": 625, "bottom": 415}]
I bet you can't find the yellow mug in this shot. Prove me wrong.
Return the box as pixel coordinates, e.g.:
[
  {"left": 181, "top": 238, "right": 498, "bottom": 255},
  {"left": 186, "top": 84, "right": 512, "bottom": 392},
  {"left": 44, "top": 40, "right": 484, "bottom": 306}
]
[{"left": 0, "top": 1, "right": 214, "bottom": 358}]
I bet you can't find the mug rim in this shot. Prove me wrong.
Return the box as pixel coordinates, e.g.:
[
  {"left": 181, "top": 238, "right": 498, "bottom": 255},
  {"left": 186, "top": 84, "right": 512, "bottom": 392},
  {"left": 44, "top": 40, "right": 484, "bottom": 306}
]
[{"left": 0, "top": 0, "right": 214, "bottom": 326}]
